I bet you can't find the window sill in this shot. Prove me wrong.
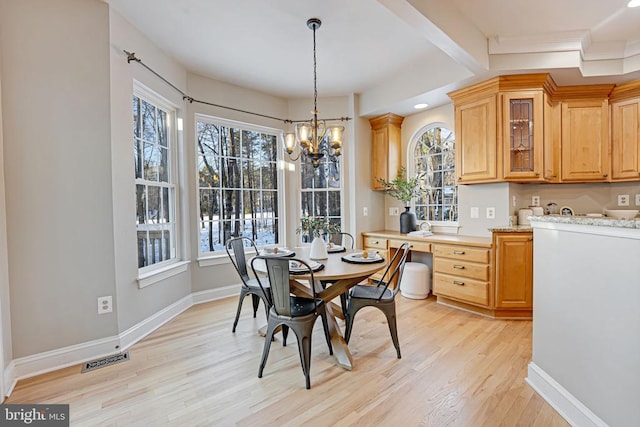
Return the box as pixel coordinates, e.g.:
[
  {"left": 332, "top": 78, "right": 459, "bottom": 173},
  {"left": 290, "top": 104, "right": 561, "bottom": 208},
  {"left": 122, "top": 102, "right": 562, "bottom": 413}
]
[{"left": 137, "top": 260, "right": 190, "bottom": 289}]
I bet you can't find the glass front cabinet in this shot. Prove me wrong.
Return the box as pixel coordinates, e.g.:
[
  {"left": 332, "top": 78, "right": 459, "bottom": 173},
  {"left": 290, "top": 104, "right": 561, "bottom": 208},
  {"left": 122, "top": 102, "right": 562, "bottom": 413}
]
[{"left": 502, "top": 90, "right": 551, "bottom": 181}]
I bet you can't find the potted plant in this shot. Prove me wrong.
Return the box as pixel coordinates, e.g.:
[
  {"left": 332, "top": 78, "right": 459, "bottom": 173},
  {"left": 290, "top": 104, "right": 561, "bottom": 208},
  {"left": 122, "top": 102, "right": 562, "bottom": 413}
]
[
  {"left": 296, "top": 216, "right": 341, "bottom": 259},
  {"left": 377, "top": 167, "right": 424, "bottom": 233}
]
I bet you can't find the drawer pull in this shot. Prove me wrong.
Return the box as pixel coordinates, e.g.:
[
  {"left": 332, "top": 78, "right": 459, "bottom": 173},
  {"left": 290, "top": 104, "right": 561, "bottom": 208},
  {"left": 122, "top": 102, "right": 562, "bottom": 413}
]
[
  {"left": 371, "top": 240, "right": 379, "bottom": 244},
  {"left": 453, "top": 264, "right": 465, "bottom": 269},
  {"left": 453, "top": 250, "right": 465, "bottom": 255},
  {"left": 453, "top": 280, "right": 465, "bottom": 286}
]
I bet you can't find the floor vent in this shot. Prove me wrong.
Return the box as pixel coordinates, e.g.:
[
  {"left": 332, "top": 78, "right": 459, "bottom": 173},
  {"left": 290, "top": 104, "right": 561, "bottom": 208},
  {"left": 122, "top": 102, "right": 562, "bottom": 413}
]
[{"left": 81, "top": 352, "right": 130, "bottom": 373}]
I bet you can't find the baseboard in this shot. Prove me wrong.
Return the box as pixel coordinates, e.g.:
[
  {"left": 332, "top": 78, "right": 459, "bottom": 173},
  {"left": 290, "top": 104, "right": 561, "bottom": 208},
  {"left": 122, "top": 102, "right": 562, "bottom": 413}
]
[
  {"left": 119, "top": 294, "right": 193, "bottom": 351},
  {"left": 3, "top": 286, "right": 240, "bottom": 396},
  {"left": 191, "top": 284, "right": 239, "bottom": 305},
  {"left": 526, "top": 362, "right": 608, "bottom": 427}
]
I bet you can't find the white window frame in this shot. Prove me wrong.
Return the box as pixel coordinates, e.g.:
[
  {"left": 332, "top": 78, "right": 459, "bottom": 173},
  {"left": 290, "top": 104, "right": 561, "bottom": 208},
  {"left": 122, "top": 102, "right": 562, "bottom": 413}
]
[
  {"left": 194, "top": 114, "right": 286, "bottom": 264},
  {"left": 133, "top": 83, "right": 182, "bottom": 280},
  {"left": 408, "top": 122, "right": 459, "bottom": 229}
]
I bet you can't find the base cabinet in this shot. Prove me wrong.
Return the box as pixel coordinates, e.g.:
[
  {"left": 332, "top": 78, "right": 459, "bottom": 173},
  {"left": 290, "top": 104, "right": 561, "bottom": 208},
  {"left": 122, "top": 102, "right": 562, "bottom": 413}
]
[
  {"left": 433, "top": 244, "right": 491, "bottom": 308},
  {"left": 493, "top": 232, "right": 533, "bottom": 310}
]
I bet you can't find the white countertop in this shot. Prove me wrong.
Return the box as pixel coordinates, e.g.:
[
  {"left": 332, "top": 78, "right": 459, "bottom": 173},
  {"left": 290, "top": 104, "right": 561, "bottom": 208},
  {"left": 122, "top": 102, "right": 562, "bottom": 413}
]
[{"left": 529, "top": 214, "right": 640, "bottom": 229}]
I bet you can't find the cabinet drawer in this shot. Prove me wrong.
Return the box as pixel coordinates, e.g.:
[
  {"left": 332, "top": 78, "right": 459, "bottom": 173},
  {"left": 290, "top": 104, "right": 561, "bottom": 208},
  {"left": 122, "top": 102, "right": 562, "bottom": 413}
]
[
  {"left": 433, "top": 244, "right": 489, "bottom": 263},
  {"left": 408, "top": 241, "right": 431, "bottom": 253},
  {"left": 363, "top": 237, "right": 387, "bottom": 250},
  {"left": 433, "top": 273, "right": 489, "bottom": 306},
  {"left": 434, "top": 258, "right": 489, "bottom": 281}
]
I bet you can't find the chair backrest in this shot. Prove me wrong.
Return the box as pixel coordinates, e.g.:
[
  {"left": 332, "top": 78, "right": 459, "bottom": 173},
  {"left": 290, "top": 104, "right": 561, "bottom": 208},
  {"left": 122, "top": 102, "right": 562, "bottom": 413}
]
[
  {"left": 226, "top": 237, "right": 259, "bottom": 283},
  {"left": 328, "top": 232, "right": 355, "bottom": 249},
  {"left": 251, "top": 256, "right": 317, "bottom": 317},
  {"left": 374, "top": 242, "right": 411, "bottom": 300}
]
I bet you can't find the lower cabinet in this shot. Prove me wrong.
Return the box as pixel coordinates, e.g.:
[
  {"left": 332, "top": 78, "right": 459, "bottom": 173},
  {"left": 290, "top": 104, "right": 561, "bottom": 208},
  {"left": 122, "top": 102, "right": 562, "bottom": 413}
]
[
  {"left": 363, "top": 236, "right": 388, "bottom": 283},
  {"left": 433, "top": 244, "right": 491, "bottom": 308},
  {"left": 493, "top": 232, "right": 533, "bottom": 315}
]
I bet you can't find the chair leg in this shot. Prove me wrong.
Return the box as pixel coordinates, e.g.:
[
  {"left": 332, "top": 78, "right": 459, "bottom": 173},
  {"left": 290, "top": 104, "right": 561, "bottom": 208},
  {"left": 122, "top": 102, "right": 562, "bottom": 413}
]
[
  {"left": 297, "top": 334, "right": 312, "bottom": 390},
  {"left": 232, "top": 288, "right": 248, "bottom": 333},
  {"left": 340, "top": 293, "right": 347, "bottom": 318},
  {"left": 251, "top": 294, "right": 260, "bottom": 318},
  {"left": 383, "top": 307, "right": 401, "bottom": 359},
  {"left": 320, "top": 309, "right": 333, "bottom": 355},
  {"left": 281, "top": 325, "right": 289, "bottom": 347},
  {"left": 258, "top": 321, "right": 277, "bottom": 378}
]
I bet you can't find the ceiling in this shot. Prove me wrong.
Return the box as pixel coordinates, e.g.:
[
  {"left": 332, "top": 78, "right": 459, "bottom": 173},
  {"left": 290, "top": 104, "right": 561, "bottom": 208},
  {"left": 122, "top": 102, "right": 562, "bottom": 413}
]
[{"left": 106, "top": 0, "right": 640, "bottom": 117}]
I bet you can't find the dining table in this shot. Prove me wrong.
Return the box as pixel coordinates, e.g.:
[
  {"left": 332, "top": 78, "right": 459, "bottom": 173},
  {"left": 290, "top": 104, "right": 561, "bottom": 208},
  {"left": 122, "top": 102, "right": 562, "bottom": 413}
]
[{"left": 255, "top": 245, "right": 387, "bottom": 371}]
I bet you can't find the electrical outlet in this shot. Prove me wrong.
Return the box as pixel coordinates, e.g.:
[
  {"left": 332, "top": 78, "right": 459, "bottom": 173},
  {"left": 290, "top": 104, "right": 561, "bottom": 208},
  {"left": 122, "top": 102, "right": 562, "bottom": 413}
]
[
  {"left": 470, "top": 207, "right": 479, "bottom": 219},
  {"left": 618, "top": 194, "right": 630, "bottom": 206},
  {"left": 389, "top": 207, "right": 399, "bottom": 216},
  {"left": 486, "top": 207, "right": 495, "bottom": 219},
  {"left": 363, "top": 207, "right": 368, "bottom": 217},
  {"left": 531, "top": 196, "right": 540, "bottom": 207},
  {"left": 512, "top": 196, "right": 517, "bottom": 207},
  {"left": 635, "top": 194, "right": 640, "bottom": 206},
  {"left": 98, "top": 296, "right": 112, "bottom": 314}
]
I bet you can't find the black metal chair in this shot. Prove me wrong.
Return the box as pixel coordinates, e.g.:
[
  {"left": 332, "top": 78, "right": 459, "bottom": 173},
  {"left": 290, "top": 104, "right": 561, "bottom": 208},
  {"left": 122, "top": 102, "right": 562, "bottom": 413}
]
[
  {"left": 344, "top": 242, "right": 411, "bottom": 359},
  {"left": 226, "top": 237, "right": 271, "bottom": 333},
  {"left": 250, "top": 255, "right": 333, "bottom": 389},
  {"left": 327, "top": 232, "right": 355, "bottom": 249}
]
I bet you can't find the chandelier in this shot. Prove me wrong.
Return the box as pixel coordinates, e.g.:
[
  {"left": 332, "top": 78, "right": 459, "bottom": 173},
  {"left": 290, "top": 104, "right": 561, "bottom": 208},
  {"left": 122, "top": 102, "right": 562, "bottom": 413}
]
[{"left": 284, "top": 18, "right": 346, "bottom": 168}]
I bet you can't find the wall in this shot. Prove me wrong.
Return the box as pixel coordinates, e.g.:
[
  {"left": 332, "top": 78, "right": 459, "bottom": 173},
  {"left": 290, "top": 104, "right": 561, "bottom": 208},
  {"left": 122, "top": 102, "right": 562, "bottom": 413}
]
[
  {"left": 0, "top": 38, "right": 10, "bottom": 400},
  {"left": 0, "top": 0, "right": 119, "bottom": 357}
]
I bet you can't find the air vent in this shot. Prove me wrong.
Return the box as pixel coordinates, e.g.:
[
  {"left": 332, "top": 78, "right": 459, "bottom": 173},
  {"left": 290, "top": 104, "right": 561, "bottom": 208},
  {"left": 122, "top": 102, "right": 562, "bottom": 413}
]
[{"left": 81, "top": 352, "right": 130, "bottom": 373}]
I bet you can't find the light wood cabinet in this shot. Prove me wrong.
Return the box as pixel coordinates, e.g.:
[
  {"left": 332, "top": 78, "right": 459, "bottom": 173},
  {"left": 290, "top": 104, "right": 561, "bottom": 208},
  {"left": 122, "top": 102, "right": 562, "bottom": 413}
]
[
  {"left": 433, "top": 244, "right": 491, "bottom": 307},
  {"left": 610, "top": 80, "right": 640, "bottom": 181},
  {"left": 369, "top": 113, "right": 403, "bottom": 190},
  {"left": 362, "top": 236, "right": 388, "bottom": 283},
  {"left": 493, "top": 232, "right": 532, "bottom": 311}
]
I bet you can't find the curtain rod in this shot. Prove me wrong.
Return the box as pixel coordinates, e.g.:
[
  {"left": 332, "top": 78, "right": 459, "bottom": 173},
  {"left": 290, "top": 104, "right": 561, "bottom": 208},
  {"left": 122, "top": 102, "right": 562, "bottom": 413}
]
[{"left": 124, "top": 50, "right": 351, "bottom": 125}]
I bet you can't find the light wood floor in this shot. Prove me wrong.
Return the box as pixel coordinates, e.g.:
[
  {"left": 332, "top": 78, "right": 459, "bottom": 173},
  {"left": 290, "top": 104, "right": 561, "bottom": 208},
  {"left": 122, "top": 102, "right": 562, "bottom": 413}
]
[{"left": 6, "top": 295, "right": 569, "bottom": 426}]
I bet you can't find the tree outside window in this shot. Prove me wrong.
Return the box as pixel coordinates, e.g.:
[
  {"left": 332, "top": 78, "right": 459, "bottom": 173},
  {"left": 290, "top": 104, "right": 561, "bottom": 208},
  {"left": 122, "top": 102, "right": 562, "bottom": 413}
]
[
  {"left": 412, "top": 124, "right": 457, "bottom": 222},
  {"left": 196, "top": 116, "right": 280, "bottom": 253}
]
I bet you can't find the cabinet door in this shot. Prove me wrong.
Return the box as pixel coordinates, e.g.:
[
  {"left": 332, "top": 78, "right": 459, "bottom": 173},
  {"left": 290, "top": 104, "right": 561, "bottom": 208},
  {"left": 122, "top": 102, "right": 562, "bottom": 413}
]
[
  {"left": 503, "top": 91, "right": 544, "bottom": 180},
  {"left": 611, "top": 98, "right": 640, "bottom": 180},
  {"left": 494, "top": 233, "right": 532, "bottom": 309},
  {"left": 561, "top": 99, "right": 610, "bottom": 181},
  {"left": 370, "top": 114, "right": 403, "bottom": 190},
  {"left": 455, "top": 94, "right": 498, "bottom": 183}
]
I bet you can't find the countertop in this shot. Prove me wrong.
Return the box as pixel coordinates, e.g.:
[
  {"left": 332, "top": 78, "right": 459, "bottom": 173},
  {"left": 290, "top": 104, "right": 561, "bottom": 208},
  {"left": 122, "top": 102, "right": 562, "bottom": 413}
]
[
  {"left": 362, "top": 230, "right": 492, "bottom": 248},
  {"left": 488, "top": 225, "right": 533, "bottom": 233},
  {"left": 529, "top": 215, "right": 640, "bottom": 229}
]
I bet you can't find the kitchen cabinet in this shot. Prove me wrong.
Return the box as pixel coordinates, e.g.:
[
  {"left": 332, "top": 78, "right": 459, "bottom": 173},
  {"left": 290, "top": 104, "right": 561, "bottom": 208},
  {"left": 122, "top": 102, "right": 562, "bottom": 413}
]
[
  {"left": 610, "top": 80, "right": 640, "bottom": 181},
  {"left": 448, "top": 74, "right": 556, "bottom": 184},
  {"left": 433, "top": 244, "right": 491, "bottom": 308},
  {"left": 369, "top": 113, "right": 403, "bottom": 190},
  {"left": 362, "top": 236, "right": 388, "bottom": 283},
  {"left": 558, "top": 88, "right": 612, "bottom": 182},
  {"left": 493, "top": 232, "right": 532, "bottom": 312},
  {"left": 449, "top": 79, "right": 499, "bottom": 183}
]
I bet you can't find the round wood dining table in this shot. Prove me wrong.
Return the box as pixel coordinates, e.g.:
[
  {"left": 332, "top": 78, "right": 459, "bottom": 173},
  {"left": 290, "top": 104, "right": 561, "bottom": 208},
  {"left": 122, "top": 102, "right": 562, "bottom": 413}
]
[{"left": 278, "top": 246, "right": 387, "bottom": 370}]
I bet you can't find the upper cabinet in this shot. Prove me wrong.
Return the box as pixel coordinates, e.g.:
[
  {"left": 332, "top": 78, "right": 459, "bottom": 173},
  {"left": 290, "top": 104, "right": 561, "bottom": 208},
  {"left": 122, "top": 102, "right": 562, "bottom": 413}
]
[
  {"left": 554, "top": 85, "right": 613, "bottom": 182},
  {"left": 369, "top": 113, "right": 404, "bottom": 190},
  {"left": 609, "top": 80, "right": 640, "bottom": 181},
  {"left": 448, "top": 74, "right": 556, "bottom": 184}
]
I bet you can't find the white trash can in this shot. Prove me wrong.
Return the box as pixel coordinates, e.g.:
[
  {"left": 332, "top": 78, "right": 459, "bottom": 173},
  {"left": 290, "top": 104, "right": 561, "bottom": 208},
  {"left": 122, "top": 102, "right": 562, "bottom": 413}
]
[{"left": 400, "top": 262, "right": 431, "bottom": 299}]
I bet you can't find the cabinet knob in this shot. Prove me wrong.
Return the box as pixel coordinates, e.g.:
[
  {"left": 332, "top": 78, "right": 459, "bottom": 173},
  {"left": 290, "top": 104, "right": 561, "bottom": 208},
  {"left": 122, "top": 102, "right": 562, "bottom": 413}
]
[
  {"left": 453, "top": 265, "right": 465, "bottom": 269},
  {"left": 372, "top": 240, "right": 379, "bottom": 244},
  {"left": 603, "top": 174, "right": 608, "bottom": 177},
  {"left": 453, "top": 280, "right": 465, "bottom": 286}
]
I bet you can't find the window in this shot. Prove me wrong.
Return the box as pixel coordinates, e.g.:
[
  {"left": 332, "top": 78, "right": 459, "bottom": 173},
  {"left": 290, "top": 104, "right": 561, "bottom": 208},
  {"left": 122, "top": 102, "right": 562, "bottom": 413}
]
[
  {"left": 133, "top": 89, "right": 178, "bottom": 269},
  {"left": 411, "top": 124, "right": 457, "bottom": 222},
  {"left": 299, "top": 139, "right": 342, "bottom": 242},
  {"left": 196, "top": 115, "right": 281, "bottom": 254}
]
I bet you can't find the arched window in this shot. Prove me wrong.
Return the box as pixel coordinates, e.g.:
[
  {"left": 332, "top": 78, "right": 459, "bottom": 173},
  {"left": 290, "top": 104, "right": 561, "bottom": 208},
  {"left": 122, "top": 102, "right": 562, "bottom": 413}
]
[{"left": 410, "top": 123, "right": 457, "bottom": 223}]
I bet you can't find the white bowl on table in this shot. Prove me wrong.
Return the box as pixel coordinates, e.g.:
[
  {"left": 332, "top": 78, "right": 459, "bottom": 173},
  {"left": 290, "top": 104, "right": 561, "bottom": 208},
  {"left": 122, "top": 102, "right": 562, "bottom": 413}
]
[{"left": 603, "top": 209, "right": 639, "bottom": 220}]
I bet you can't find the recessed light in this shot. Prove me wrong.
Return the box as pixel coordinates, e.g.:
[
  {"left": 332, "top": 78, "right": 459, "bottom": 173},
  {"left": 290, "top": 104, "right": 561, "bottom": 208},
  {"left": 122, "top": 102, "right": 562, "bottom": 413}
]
[
  {"left": 629, "top": 0, "right": 640, "bottom": 7},
  {"left": 414, "top": 103, "right": 428, "bottom": 109}
]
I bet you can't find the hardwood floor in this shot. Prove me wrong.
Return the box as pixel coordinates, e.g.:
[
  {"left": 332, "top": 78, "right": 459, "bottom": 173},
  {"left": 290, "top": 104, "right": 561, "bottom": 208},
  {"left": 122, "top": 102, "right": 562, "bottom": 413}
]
[{"left": 6, "top": 295, "right": 569, "bottom": 426}]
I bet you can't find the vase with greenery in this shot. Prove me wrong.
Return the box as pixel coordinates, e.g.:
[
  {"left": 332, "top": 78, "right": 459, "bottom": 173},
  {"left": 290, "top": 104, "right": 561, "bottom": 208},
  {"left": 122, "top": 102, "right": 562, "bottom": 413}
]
[
  {"left": 377, "top": 167, "right": 424, "bottom": 233},
  {"left": 296, "top": 216, "right": 341, "bottom": 259}
]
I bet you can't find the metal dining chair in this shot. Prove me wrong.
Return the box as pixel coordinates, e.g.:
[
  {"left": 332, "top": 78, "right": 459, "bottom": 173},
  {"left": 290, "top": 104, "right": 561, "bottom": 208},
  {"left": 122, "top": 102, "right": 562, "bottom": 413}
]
[
  {"left": 226, "top": 237, "right": 271, "bottom": 333},
  {"left": 250, "top": 255, "right": 333, "bottom": 389},
  {"left": 327, "top": 232, "right": 355, "bottom": 249},
  {"left": 343, "top": 242, "right": 411, "bottom": 359}
]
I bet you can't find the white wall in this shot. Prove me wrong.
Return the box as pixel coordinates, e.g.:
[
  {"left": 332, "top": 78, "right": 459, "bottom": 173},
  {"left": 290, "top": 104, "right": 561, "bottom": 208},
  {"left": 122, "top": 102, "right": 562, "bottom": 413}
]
[
  {"left": 0, "top": 35, "right": 11, "bottom": 401},
  {"left": 1, "top": 0, "right": 118, "bottom": 357},
  {"left": 109, "top": 8, "right": 192, "bottom": 333}
]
